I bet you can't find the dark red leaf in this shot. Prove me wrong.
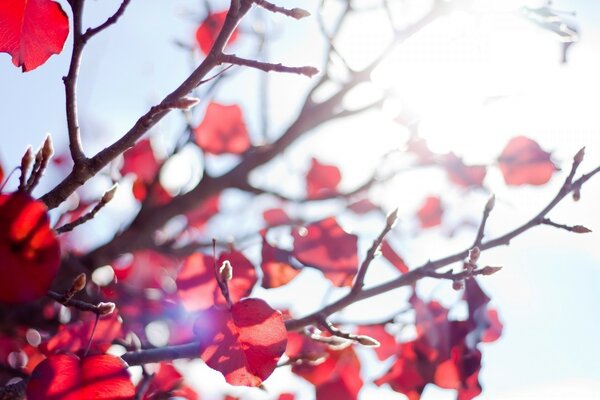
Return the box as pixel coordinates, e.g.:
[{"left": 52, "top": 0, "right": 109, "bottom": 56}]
[
  {"left": 0, "top": 0, "right": 69, "bottom": 71},
  {"left": 193, "top": 298, "right": 287, "bottom": 386},
  {"left": 294, "top": 347, "right": 363, "bottom": 400},
  {"left": 261, "top": 239, "right": 300, "bottom": 288},
  {"left": 195, "top": 11, "right": 239, "bottom": 55},
  {"left": 121, "top": 139, "right": 160, "bottom": 183},
  {"left": 26, "top": 353, "right": 135, "bottom": 400},
  {"left": 444, "top": 154, "right": 486, "bottom": 188},
  {"left": 194, "top": 103, "right": 250, "bottom": 155},
  {"left": 306, "top": 158, "right": 341, "bottom": 199},
  {"left": 498, "top": 136, "right": 557, "bottom": 186},
  {"left": 142, "top": 362, "right": 198, "bottom": 400},
  {"left": 186, "top": 194, "right": 220, "bottom": 229},
  {"left": 0, "top": 192, "right": 60, "bottom": 303},
  {"left": 380, "top": 240, "right": 409, "bottom": 273},
  {"left": 41, "top": 310, "right": 122, "bottom": 355},
  {"left": 292, "top": 217, "right": 358, "bottom": 287},
  {"left": 416, "top": 196, "right": 443, "bottom": 228},
  {"left": 177, "top": 251, "right": 257, "bottom": 311}
]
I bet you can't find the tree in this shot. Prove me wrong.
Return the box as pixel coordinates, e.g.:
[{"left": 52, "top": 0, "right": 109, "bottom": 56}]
[{"left": 0, "top": 0, "right": 597, "bottom": 399}]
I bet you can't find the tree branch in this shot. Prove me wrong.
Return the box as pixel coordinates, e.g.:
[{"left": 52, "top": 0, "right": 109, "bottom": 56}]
[
  {"left": 218, "top": 54, "right": 319, "bottom": 77},
  {"left": 285, "top": 157, "right": 600, "bottom": 331}
]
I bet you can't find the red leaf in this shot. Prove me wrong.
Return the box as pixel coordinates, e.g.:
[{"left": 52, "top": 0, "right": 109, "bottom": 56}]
[
  {"left": 26, "top": 353, "right": 135, "bottom": 400},
  {"left": 186, "top": 194, "right": 220, "bottom": 229},
  {"left": 292, "top": 218, "right": 358, "bottom": 287},
  {"left": 294, "top": 347, "right": 363, "bottom": 400},
  {"left": 306, "top": 158, "right": 341, "bottom": 199},
  {"left": 0, "top": 192, "right": 60, "bottom": 303},
  {"left": 498, "top": 136, "right": 557, "bottom": 186},
  {"left": 263, "top": 208, "right": 292, "bottom": 226},
  {"left": 0, "top": 0, "right": 69, "bottom": 71},
  {"left": 261, "top": 239, "right": 300, "bottom": 288},
  {"left": 177, "top": 251, "right": 257, "bottom": 311},
  {"left": 41, "top": 310, "right": 122, "bottom": 355},
  {"left": 194, "top": 103, "right": 250, "bottom": 155},
  {"left": 416, "top": 196, "right": 443, "bottom": 228},
  {"left": 0, "top": 162, "right": 4, "bottom": 185},
  {"left": 142, "top": 362, "right": 198, "bottom": 400},
  {"left": 380, "top": 240, "right": 409, "bottom": 273},
  {"left": 193, "top": 298, "right": 287, "bottom": 386},
  {"left": 444, "top": 154, "right": 487, "bottom": 188},
  {"left": 347, "top": 199, "right": 380, "bottom": 214},
  {"left": 357, "top": 324, "right": 397, "bottom": 360},
  {"left": 195, "top": 11, "right": 239, "bottom": 55},
  {"left": 482, "top": 309, "right": 503, "bottom": 343},
  {"left": 121, "top": 139, "right": 160, "bottom": 183},
  {"left": 278, "top": 394, "right": 295, "bottom": 400}
]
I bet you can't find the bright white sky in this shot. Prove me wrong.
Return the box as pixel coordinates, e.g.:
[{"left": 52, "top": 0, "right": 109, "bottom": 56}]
[{"left": 1, "top": 0, "right": 599, "bottom": 399}]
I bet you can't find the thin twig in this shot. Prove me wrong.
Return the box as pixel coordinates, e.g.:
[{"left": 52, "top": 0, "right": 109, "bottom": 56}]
[
  {"left": 351, "top": 209, "right": 398, "bottom": 293},
  {"left": 83, "top": 0, "right": 132, "bottom": 41},
  {"left": 219, "top": 54, "right": 319, "bottom": 77}
]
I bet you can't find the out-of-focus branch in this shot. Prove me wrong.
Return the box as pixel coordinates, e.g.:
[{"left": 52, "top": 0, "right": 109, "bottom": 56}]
[{"left": 121, "top": 342, "right": 201, "bottom": 366}]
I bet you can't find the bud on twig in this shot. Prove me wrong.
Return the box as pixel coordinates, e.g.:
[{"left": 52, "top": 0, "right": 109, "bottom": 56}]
[
  {"left": 42, "top": 134, "right": 54, "bottom": 160},
  {"left": 572, "top": 225, "right": 591, "bottom": 233},
  {"left": 452, "top": 280, "right": 464, "bottom": 291},
  {"left": 19, "top": 146, "right": 34, "bottom": 190},
  {"left": 97, "top": 302, "right": 116, "bottom": 316},
  {"left": 480, "top": 266, "right": 503, "bottom": 276},
  {"left": 173, "top": 97, "right": 200, "bottom": 110},
  {"left": 355, "top": 335, "right": 380, "bottom": 347},
  {"left": 485, "top": 195, "right": 496, "bottom": 212},
  {"left": 386, "top": 208, "right": 399, "bottom": 228},
  {"left": 468, "top": 247, "right": 480, "bottom": 264},
  {"left": 72, "top": 273, "right": 87, "bottom": 292},
  {"left": 290, "top": 7, "right": 311, "bottom": 19},
  {"left": 573, "top": 147, "right": 585, "bottom": 165},
  {"left": 219, "top": 260, "right": 233, "bottom": 281},
  {"left": 101, "top": 184, "right": 118, "bottom": 204}
]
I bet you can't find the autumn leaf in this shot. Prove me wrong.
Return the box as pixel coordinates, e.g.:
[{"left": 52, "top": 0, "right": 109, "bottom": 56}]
[
  {"left": 443, "top": 154, "right": 487, "bottom": 188},
  {"left": 306, "top": 158, "right": 341, "bottom": 199},
  {"left": 41, "top": 310, "right": 122, "bottom": 355},
  {"left": 0, "top": 192, "right": 60, "bottom": 303},
  {"left": 347, "top": 199, "right": 380, "bottom": 214},
  {"left": 292, "top": 217, "right": 358, "bottom": 287},
  {"left": 416, "top": 196, "right": 443, "bottom": 228},
  {"left": 380, "top": 240, "right": 409, "bottom": 273},
  {"left": 186, "top": 194, "right": 220, "bottom": 230},
  {"left": 263, "top": 207, "right": 293, "bottom": 227},
  {"left": 261, "top": 239, "right": 300, "bottom": 288},
  {"left": 196, "top": 11, "right": 239, "bottom": 55},
  {"left": 0, "top": 0, "right": 69, "bottom": 71},
  {"left": 193, "top": 298, "right": 287, "bottom": 386},
  {"left": 26, "top": 354, "right": 135, "bottom": 400},
  {"left": 176, "top": 251, "right": 257, "bottom": 311},
  {"left": 498, "top": 136, "right": 557, "bottom": 186},
  {"left": 141, "top": 362, "right": 198, "bottom": 400},
  {"left": 194, "top": 103, "right": 251, "bottom": 155},
  {"left": 121, "top": 139, "right": 160, "bottom": 183}
]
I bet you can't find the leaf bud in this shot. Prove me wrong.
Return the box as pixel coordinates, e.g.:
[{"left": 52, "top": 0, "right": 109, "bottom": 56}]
[
  {"left": 290, "top": 8, "right": 311, "bottom": 19},
  {"left": 481, "top": 266, "right": 503, "bottom": 276},
  {"left": 355, "top": 335, "right": 380, "bottom": 348},
  {"left": 574, "top": 147, "right": 585, "bottom": 165},
  {"left": 485, "top": 195, "right": 496, "bottom": 212},
  {"left": 468, "top": 247, "right": 480, "bottom": 264},
  {"left": 452, "top": 280, "right": 464, "bottom": 291},
  {"left": 42, "top": 134, "right": 54, "bottom": 160},
  {"left": 219, "top": 260, "right": 233, "bottom": 281},
  {"left": 97, "top": 302, "right": 116, "bottom": 316},
  {"left": 101, "top": 184, "right": 118, "bottom": 204},
  {"left": 572, "top": 225, "right": 591, "bottom": 233},
  {"left": 72, "top": 273, "right": 87, "bottom": 292}
]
